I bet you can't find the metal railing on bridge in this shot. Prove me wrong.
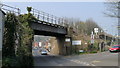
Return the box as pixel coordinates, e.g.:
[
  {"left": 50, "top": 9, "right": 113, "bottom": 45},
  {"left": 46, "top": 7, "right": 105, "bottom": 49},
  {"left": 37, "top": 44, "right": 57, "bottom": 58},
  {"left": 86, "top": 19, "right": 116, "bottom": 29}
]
[
  {"left": 0, "top": 3, "right": 66, "bottom": 28},
  {"left": 0, "top": 3, "right": 20, "bottom": 15},
  {"left": 31, "top": 8, "right": 66, "bottom": 28}
]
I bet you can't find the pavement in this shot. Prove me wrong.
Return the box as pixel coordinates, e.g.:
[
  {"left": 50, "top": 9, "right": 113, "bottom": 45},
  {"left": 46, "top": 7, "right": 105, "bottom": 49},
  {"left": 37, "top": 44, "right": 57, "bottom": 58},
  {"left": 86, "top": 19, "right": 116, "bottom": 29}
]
[
  {"left": 33, "top": 49, "right": 119, "bottom": 66},
  {"left": 63, "top": 51, "right": 118, "bottom": 66}
]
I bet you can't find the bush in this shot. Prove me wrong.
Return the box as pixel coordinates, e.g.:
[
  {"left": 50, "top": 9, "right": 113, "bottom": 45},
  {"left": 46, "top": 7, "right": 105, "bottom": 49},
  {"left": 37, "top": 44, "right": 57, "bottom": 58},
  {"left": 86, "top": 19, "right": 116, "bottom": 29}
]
[
  {"left": 3, "top": 12, "right": 34, "bottom": 68},
  {"left": 17, "top": 55, "right": 33, "bottom": 68},
  {"left": 2, "top": 57, "right": 19, "bottom": 68},
  {"left": 89, "top": 51, "right": 97, "bottom": 53}
]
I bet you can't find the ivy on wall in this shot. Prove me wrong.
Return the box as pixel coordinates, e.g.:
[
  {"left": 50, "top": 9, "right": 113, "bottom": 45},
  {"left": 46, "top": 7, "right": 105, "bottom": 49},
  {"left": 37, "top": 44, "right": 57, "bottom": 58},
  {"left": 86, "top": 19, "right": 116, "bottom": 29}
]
[
  {"left": 3, "top": 13, "right": 17, "bottom": 57},
  {"left": 2, "top": 7, "right": 36, "bottom": 67}
]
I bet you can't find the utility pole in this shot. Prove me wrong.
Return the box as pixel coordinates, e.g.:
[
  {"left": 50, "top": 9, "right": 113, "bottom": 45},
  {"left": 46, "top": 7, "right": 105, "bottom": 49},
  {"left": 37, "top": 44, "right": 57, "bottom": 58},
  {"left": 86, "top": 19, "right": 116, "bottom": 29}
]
[
  {"left": 90, "top": 31, "right": 94, "bottom": 52},
  {"left": 104, "top": 29, "right": 107, "bottom": 45},
  {"left": 111, "top": 24, "right": 114, "bottom": 46},
  {"left": 91, "top": 31, "right": 94, "bottom": 44},
  {"left": 103, "top": 29, "right": 107, "bottom": 51}
]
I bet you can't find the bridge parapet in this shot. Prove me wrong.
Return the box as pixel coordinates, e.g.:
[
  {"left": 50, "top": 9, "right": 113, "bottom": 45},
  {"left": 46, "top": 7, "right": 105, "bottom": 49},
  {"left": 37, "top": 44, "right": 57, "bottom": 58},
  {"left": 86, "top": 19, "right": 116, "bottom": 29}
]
[
  {"left": 0, "top": 3, "right": 20, "bottom": 15},
  {"left": 31, "top": 8, "right": 66, "bottom": 27},
  {"left": 0, "top": 4, "right": 67, "bottom": 36}
]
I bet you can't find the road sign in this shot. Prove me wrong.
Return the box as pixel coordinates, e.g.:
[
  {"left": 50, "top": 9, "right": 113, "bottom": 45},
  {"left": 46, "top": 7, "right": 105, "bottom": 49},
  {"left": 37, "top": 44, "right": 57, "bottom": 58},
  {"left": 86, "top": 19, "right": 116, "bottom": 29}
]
[
  {"left": 91, "top": 34, "right": 94, "bottom": 39},
  {"left": 91, "top": 39, "right": 94, "bottom": 44},
  {"left": 72, "top": 40, "right": 81, "bottom": 45},
  {"left": 65, "top": 38, "right": 70, "bottom": 42},
  {"left": 94, "top": 28, "right": 98, "bottom": 35},
  {"left": 38, "top": 42, "right": 42, "bottom": 47},
  {"left": 79, "top": 50, "right": 84, "bottom": 52},
  {"left": 94, "top": 28, "right": 98, "bottom": 33}
]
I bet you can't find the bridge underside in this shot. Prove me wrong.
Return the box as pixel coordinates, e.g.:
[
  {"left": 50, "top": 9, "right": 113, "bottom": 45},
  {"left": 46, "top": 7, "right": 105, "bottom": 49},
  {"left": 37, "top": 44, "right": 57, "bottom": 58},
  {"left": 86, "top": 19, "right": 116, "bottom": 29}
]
[
  {"left": 34, "top": 30, "right": 65, "bottom": 37},
  {"left": 30, "top": 21, "right": 67, "bottom": 55},
  {"left": 34, "top": 30, "right": 67, "bottom": 55},
  {"left": 30, "top": 21, "right": 67, "bottom": 36}
]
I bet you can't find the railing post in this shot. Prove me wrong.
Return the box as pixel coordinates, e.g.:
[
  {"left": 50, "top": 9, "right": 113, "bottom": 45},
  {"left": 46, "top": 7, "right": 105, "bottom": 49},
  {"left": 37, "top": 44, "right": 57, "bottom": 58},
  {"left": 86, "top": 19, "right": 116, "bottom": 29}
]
[
  {"left": 58, "top": 18, "right": 60, "bottom": 25},
  {"left": 55, "top": 16, "right": 57, "bottom": 24},
  {"left": 43, "top": 12, "right": 45, "bottom": 21},
  {"left": 18, "top": 8, "right": 20, "bottom": 15},
  {"left": 47, "top": 14, "right": 49, "bottom": 23},
  {"left": 51, "top": 15, "right": 53, "bottom": 24},
  {"left": 62, "top": 18, "right": 64, "bottom": 26}
]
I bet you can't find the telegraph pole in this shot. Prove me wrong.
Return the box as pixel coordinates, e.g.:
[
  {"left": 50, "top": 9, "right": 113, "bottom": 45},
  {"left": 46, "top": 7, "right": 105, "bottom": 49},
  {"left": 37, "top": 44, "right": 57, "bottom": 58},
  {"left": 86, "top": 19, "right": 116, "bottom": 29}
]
[{"left": 104, "top": 29, "right": 107, "bottom": 45}]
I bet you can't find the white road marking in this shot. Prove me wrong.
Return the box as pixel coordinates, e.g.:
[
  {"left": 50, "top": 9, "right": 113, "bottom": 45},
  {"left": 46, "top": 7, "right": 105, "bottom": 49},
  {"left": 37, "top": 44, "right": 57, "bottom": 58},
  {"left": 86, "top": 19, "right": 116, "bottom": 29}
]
[
  {"left": 91, "top": 64, "right": 96, "bottom": 66},
  {"left": 92, "top": 60, "right": 101, "bottom": 63},
  {"left": 62, "top": 58, "right": 96, "bottom": 66}
]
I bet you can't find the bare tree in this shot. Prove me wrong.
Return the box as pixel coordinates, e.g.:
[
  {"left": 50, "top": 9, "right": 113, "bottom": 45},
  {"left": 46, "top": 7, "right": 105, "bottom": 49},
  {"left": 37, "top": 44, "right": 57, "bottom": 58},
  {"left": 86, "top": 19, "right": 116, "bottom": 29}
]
[
  {"left": 104, "top": 0, "right": 120, "bottom": 45},
  {"left": 85, "top": 18, "right": 102, "bottom": 35},
  {"left": 104, "top": 0, "right": 120, "bottom": 18}
]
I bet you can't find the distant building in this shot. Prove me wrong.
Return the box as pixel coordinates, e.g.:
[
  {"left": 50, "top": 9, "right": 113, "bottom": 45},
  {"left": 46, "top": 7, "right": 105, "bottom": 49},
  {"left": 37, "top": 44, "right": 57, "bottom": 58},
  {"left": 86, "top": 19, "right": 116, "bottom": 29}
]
[
  {"left": 38, "top": 42, "right": 42, "bottom": 47},
  {"left": 33, "top": 42, "right": 39, "bottom": 47}
]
